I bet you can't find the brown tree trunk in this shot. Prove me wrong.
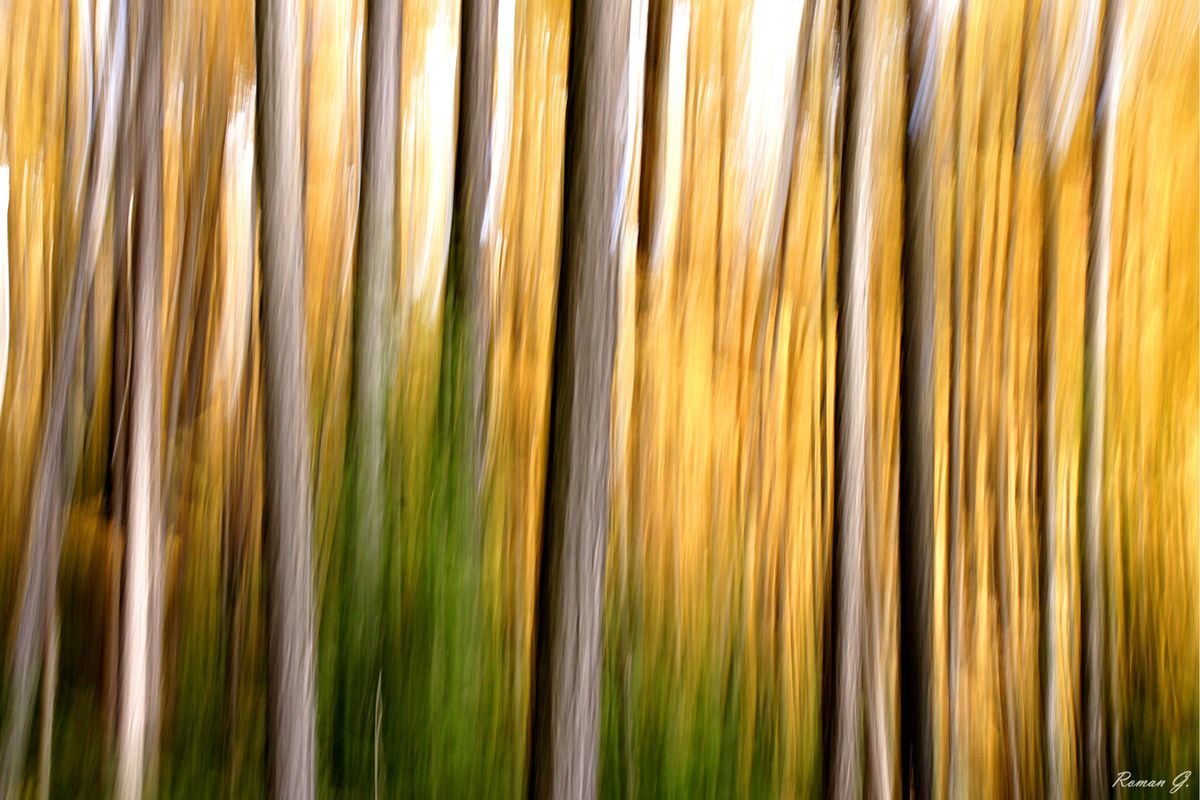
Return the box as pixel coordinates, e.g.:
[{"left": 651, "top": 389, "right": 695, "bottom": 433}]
[
  {"left": 528, "top": 0, "right": 643, "bottom": 797},
  {"left": 0, "top": 0, "right": 130, "bottom": 793},
  {"left": 255, "top": 0, "right": 318, "bottom": 795},
  {"left": 945, "top": 4, "right": 966, "bottom": 795},
  {"left": 899, "top": 2, "right": 939, "bottom": 798}
]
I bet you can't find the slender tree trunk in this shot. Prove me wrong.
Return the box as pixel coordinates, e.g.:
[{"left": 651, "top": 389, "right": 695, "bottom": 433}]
[
  {"left": 945, "top": 4, "right": 966, "bottom": 795},
  {"left": 528, "top": 0, "right": 643, "bottom": 796},
  {"left": 452, "top": 0, "right": 511, "bottom": 520},
  {"left": 1080, "top": 0, "right": 1119, "bottom": 794},
  {"left": 1039, "top": 92, "right": 1062, "bottom": 800},
  {"left": 255, "top": 0, "right": 317, "bottom": 795},
  {"left": 339, "top": 0, "right": 400, "bottom": 788},
  {"left": 0, "top": 0, "right": 129, "bottom": 793},
  {"left": 36, "top": 615, "right": 58, "bottom": 800},
  {"left": 826, "top": 0, "right": 868, "bottom": 796},
  {"left": 116, "top": 0, "right": 164, "bottom": 794},
  {"left": 0, "top": 165, "right": 8, "bottom": 420},
  {"left": 105, "top": 81, "right": 134, "bottom": 752},
  {"left": 996, "top": 5, "right": 1034, "bottom": 793},
  {"left": 899, "top": 2, "right": 939, "bottom": 797}
]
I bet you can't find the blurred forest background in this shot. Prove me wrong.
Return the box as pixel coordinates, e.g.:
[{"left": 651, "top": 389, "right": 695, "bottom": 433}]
[{"left": 0, "top": 0, "right": 1196, "bottom": 797}]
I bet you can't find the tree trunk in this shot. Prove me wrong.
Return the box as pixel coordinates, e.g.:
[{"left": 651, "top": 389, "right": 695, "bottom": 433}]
[
  {"left": 996, "top": 5, "right": 1035, "bottom": 793},
  {"left": 899, "top": 2, "right": 940, "bottom": 798},
  {"left": 340, "top": 0, "right": 400, "bottom": 787},
  {"left": 451, "top": 0, "right": 510, "bottom": 521},
  {"left": 116, "top": 0, "right": 164, "bottom": 794},
  {"left": 0, "top": 0, "right": 129, "bottom": 793},
  {"left": 1080, "top": 0, "right": 1119, "bottom": 794},
  {"left": 1039, "top": 91, "right": 1062, "bottom": 800},
  {"left": 255, "top": 0, "right": 318, "bottom": 795},
  {"left": 825, "top": 0, "right": 866, "bottom": 796},
  {"left": 36, "top": 616, "right": 58, "bottom": 800},
  {"left": 528, "top": 0, "right": 643, "bottom": 797},
  {"left": 945, "top": 4, "right": 966, "bottom": 795}
]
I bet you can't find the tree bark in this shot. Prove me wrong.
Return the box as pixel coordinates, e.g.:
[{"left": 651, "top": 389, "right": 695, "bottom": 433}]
[
  {"left": 116, "top": 0, "right": 165, "bottom": 794},
  {"left": 0, "top": 0, "right": 129, "bottom": 793},
  {"left": 528, "top": 0, "right": 643, "bottom": 797},
  {"left": 35, "top": 615, "right": 58, "bottom": 800},
  {"left": 899, "top": 2, "right": 940, "bottom": 798},
  {"left": 352, "top": 0, "right": 400, "bottom": 588},
  {"left": 945, "top": 4, "right": 966, "bottom": 794},
  {"left": 339, "top": 0, "right": 400, "bottom": 788},
  {"left": 1080, "top": 0, "right": 1119, "bottom": 794},
  {"left": 1039, "top": 79, "right": 1062, "bottom": 800},
  {"left": 255, "top": 0, "right": 318, "bottom": 795},
  {"left": 995, "top": 5, "right": 1035, "bottom": 793},
  {"left": 825, "top": 0, "right": 867, "bottom": 796},
  {"left": 451, "top": 0, "right": 511, "bottom": 521}
]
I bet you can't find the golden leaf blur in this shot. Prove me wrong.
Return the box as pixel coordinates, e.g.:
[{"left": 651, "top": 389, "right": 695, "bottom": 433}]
[{"left": 0, "top": 0, "right": 1195, "bottom": 797}]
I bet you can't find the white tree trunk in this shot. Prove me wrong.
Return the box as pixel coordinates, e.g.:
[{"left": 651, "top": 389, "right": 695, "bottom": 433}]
[{"left": 255, "top": 0, "right": 318, "bottom": 794}]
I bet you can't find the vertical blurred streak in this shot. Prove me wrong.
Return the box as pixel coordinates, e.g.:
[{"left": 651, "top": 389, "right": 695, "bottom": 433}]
[
  {"left": 0, "top": 0, "right": 128, "bottom": 792},
  {"left": 117, "top": 0, "right": 164, "bottom": 793},
  {"left": 759, "top": 6, "right": 814, "bottom": 793},
  {"left": 1080, "top": 0, "right": 1120, "bottom": 794},
  {"left": 161, "top": 46, "right": 229, "bottom": 541},
  {"left": 0, "top": 163, "right": 8, "bottom": 420},
  {"left": 1037, "top": 108, "right": 1063, "bottom": 800},
  {"left": 528, "top": 0, "right": 646, "bottom": 795},
  {"left": 995, "top": 1, "right": 1034, "bottom": 794},
  {"left": 254, "top": 0, "right": 318, "bottom": 794},
  {"left": 1038, "top": 1, "right": 1100, "bottom": 796},
  {"left": 899, "top": 0, "right": 944, "bottom": 796},
  {"left": 609, "top": 0, "right": 645, "bottom": 570},
  {"left": 340, "top": 0, "right": 399, "bottom": 788},
  {"left": 216, "top": 89, "right": 256, "bottom": 797},
  {"left": 398, "top": 2, "right": 459, "bottom": 330},
  {"left": 944, "top": 3, "right": 965, "bottom": 793},
  {"left": 1038, "top": 4, "right": 1062, "bottom": 795},
  {"left": 637, "top": 0, "right": 688, "bottom": 278},
  {"left": 827, "top": 0, "right": 865, "bottom": 794},
  {"left": 620, "top": 0, "right": 684, "bottom": 787},
  {"left": 102, "top": 16, "right": 134, "bottom": 747},
  {"left": 35, "top": 615, "right": 57, "bottom": 800},
  {"left": 396, "top": 0, "right": 458, "bottom": 522},
  {"left": 452, "top": 0, "right": 512, "bottom": 528}
]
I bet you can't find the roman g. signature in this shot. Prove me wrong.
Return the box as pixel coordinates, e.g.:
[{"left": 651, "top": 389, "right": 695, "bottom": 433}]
[{"left": 1112, "top": 770, "right": 1193, "bottom": 794}]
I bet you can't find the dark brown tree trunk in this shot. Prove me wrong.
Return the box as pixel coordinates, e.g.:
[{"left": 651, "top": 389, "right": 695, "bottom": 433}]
[
  {"left": 945, "top": 3, "right": 966, "bottom": 794},
  {"left": 116, "top": 0, "right": 165, "bottom": 793},
  {"left": 1080, "top": 0, "right": 1118, "bottom": 795},
  {"left": 0, "top": 0, "right": 130, "bottom": 793},
  {"left": 899, "top": 3, "right": 939, "bottom": 798},
  {"left": 255, "top": 0, "right": 318, "bottom": 795},
  {"left": 528, "top": 0, "right": 643, "bottom": 796}
]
